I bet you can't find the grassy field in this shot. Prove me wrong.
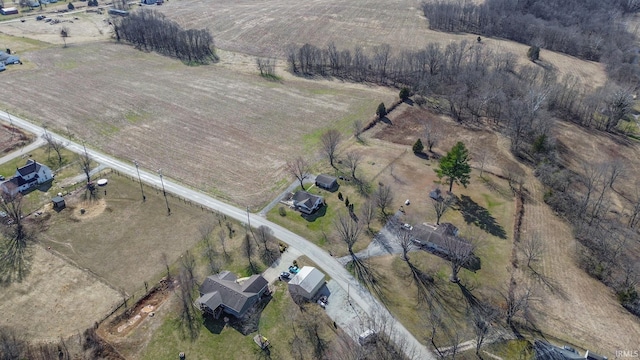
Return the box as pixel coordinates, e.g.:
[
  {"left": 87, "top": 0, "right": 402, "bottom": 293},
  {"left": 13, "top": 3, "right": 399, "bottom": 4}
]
[
  {"left": 141, "top": 281, "right": 342, "bottom": 360},
  {"left": 38, "top": 172, "right": 219, "bottom": 294}
]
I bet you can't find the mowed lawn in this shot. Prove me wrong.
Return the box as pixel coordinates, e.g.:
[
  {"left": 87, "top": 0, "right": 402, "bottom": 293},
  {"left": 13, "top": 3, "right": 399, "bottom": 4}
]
[
  {"left": 39, "top": 172, "right": 216, "bottom": 294},
  {"left": 142, "top": 281, "right": 342, "bottom": 360},
  {"left": 0, "top": 42, "right": 397, "bottom": 208}
]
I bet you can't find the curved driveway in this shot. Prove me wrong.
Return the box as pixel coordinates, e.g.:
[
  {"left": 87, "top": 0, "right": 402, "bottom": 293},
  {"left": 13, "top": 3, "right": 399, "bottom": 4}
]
[{"left": 0, "top": 110, "right": 435, "bottom": 360}]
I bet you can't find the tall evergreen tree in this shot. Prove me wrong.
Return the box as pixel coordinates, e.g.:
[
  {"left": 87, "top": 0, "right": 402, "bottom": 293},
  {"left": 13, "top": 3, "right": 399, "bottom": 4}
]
[{"left": 435, "top": 142, "right": 471, "bottom": 192}]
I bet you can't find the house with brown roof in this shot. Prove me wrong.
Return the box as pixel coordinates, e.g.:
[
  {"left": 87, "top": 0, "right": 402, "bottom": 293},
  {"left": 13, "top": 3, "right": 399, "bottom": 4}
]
[
  {"left": 196, "top": 271, "right": 269, "bottom": 318},
  {"left": 0, "top": 160, "right": 53, "bottom": 196}
]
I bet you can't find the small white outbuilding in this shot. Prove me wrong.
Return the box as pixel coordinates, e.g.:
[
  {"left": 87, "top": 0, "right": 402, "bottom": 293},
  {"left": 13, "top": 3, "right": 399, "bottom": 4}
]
[{"left": 288, "top": 266, "right": 325, "bottom": 300}]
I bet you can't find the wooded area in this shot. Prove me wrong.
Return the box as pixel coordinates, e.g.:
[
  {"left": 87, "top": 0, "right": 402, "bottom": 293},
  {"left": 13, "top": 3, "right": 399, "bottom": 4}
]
[
  {"left": 422, "top": 0, "right": 640, "bottom": 85},
  {"left": 113, "top": 9, "right": 218, "bottom": 64}
]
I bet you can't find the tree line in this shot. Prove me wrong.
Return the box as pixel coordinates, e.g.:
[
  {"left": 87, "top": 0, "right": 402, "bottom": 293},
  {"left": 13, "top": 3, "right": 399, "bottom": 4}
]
[
  {"left": 113, "top": 9, "right": 218, "bottom": 64},
  {"left": 421, "top": 0, "right": 640, "bottom": 85},
  {"left": 287, "top": 40, "right": 636, "bottom": 155}
]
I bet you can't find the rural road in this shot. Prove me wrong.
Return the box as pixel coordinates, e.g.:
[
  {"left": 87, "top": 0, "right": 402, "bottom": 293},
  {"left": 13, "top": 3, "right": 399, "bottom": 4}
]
[{"left": 0, "top": 110, "right": 436, "bottom": 360}]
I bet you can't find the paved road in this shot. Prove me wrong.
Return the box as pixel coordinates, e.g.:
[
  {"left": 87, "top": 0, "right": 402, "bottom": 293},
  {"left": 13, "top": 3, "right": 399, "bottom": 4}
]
[
  {"left": 0, "top": 137, "right": 46, "bottom": 168},
  {"left": 0, "top": 110, "right": 436, "bottom": 360}
]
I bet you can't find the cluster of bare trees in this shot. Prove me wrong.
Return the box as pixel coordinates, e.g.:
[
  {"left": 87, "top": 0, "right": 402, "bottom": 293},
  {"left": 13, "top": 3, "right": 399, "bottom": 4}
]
[
  {"left": 536, "top": 157, "right": 639, "bottom": 315},
  {"left": 422, "top": 0, "right": 639, "bottom": 85},
  {"left": 113, "top": 9, "right": 218, "bottom": 64},
  {"left": 288, "top": 39, "right": 636, "bottom": 146}
]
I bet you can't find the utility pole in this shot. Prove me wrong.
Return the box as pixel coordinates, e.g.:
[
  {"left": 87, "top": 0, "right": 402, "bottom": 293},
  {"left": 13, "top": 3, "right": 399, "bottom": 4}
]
[
  {"left": 158, "top": 169, "right": 170, "bottom": 215},
  {"left": 134, "top": 160, "right": 145, "bottom": 202}
]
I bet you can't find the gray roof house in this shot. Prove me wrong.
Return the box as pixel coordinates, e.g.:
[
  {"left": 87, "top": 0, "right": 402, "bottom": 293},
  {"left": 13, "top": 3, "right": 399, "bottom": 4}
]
[
  {"left": 0, "top": 52, "right": 20, "bottom": 65},
  {"left": 288, "top": 266, "right": 325, "bottom": 300},
  {"left": 0, "top": 160, "right": 53, "bottom": 196},
  {"left": 315, "top": 174, "right": 338, "bottom": 191},
  {"left": 292, "top": 190, "right": 324, "bottom": 214},
  {"left": 411, "top": 222, "right": 480, "bottom": 271},
  {"left": 196, "top": 271, "right": 269, "bottom": 318}
]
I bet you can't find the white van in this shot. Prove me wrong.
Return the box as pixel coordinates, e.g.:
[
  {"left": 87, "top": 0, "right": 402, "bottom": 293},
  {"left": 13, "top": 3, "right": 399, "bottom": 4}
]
[{"left": 358, "top": 329, "right": 377, "bottom": 346}]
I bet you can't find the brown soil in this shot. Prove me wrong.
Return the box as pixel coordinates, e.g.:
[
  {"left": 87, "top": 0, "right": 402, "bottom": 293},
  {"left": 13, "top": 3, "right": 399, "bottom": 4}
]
[{"left": 99, "top": 278, "right": 175, "bottom": 340}]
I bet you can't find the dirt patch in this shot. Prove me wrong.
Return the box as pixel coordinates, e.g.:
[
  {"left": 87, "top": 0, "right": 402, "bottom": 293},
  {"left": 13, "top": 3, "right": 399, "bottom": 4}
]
[
  {"left": 70, "top": 198, "right": 107, "bottom": 220},
  {"left": 99, "top": 277, "right": 175, "bottom": 340}
]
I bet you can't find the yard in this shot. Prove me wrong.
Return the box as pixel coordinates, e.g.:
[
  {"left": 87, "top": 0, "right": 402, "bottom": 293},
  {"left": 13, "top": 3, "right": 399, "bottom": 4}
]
[
  {"left": 140, "top": 281, "right": 344, "bottom": 360},
  {"left": 267, "top": 182, "right": 373, "bottom": 257}
]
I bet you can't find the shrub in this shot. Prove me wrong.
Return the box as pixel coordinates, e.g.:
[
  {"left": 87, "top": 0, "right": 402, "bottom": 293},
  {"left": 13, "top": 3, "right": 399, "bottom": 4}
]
[
  {"left": 399, "top": 87, "right": 410, "bottom": 101},
  {"left": 68, "top": 2, "right": 74, "bottom": 10},
  {"left": 412, "top": 138, "right": 424, "bottom": 154},
  {"left": 278, "top": 206, "right": 286, "bottom": 217},
  {"left": 376, "top": 102, "right": 387, "bottom": 119}
]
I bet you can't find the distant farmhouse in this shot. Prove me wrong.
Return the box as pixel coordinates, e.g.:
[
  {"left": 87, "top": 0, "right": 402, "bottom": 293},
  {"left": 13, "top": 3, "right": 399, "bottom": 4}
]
[
  {"left": 292, "top": 190, "right": 324, "bottom": 214},
  {"left": 0, "top": 51, "right": 20, "bottom": 65},
  {"left": 196, "top": 271, "right": 269, "bottom": 319},
  {"left": 0, "top": 160, "right": 53, "bottom": 196}
]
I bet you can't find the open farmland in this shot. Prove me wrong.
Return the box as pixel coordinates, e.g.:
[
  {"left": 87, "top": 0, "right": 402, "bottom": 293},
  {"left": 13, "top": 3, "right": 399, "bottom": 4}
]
[
  {"left": 0, "top": 42, "right": 397, "bottom": 207},
  {"left": 155, "top": 0, "right": 606, "bottom": 87}
]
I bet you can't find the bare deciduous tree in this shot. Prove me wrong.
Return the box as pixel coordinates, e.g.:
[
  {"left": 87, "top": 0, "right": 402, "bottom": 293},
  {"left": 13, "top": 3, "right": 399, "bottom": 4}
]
[
  {"left": 256, "top": 225, "right": 279, "bottom": 264},
  {"left": 424, "top": 122, "right": 442, "bottom": 153},
  {"left": 286, "top": 156, "right": 310, "bottom": 190},
  {"left": 359, "top": 198, "right": 376, "bottom": 233},
  {"left": 334, "top": 211, "right": 362, "bottom": 257},
  {"left": 344, "top": 151, "right": 362, "bottom": 181},
  {"left": 244, "top": 233, "right": 256, "bottom": 274},
  {"left": 353, "top": 120, "right": 364, "bottom": 141},
  {"left": 472, "top": 305, "right": 500, "bottom": 355},
  {"left": 520, "top": 232, "right": 545, "bottom": 269},
  {"left": 218, "top": 229, "right": 228, "bottom": 258},
  {"left": 431, "top": 188, "right": 455, "bottom": 225},
  {"left": 374, "top": 184, "right": 394, "bottom": 220},
  {"left": 320, "top": 129, "right": 342, "bottom": 169},
  {"left": 443, "top": 230, "right": 476, "bottom": 283},
  {"left": 42, "top": 130, "right": 66, "bottom": 167},
  {"left": 500, "top": 279, "right": 533, "bottom": 327},
  {"left": 77, "top": 147, "right": 92, "bottom": 185},
  {"left": 606, "top": 158, "right": 625, "bottom": 190}
]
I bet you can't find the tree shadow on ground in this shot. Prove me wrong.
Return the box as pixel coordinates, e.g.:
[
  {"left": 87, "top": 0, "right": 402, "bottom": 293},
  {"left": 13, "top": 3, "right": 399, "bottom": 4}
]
[
  {"left": 0, "top": 236, "right": 32, "bottom": 286},
  {"left": 203, "top": 316, "right": 226, "bottom": 335},
  {"left": 300, "top": 205, "right": 327, "bottom": 223},
  {"left": 457, "top": 195, "right": 507, "bottom": 239},
  {"left": 347, "top": 256, "right": 387, "bottom": 305},
  {"left": 380, "top": 116, "right": 392, "bottom": 125},
  {"left": 228, "top": 295, "right": 273, "bottom": 335},
  {"left": 456, "top": 281, "right": 484, "bottom": 311},
  {"left": 528, "top": 267, "right": 567, "bottom": 300}
]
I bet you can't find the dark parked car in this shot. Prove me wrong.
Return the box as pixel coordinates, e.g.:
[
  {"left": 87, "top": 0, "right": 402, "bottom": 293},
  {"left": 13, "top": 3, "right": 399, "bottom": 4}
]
[{"left": 279, "top": 272, "right": 291, "bottom": 280}]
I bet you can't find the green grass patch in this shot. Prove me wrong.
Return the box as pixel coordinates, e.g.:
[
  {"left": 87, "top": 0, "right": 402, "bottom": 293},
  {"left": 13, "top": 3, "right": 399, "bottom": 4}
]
[
  {"left": 266, "top": 183, "right": 371, "bottom": 257},
  {"left": 487, "top": 339, "right": 535, "bottom": 360},
  {"left": 142, "top": 282, "right": 341, "bottom": 360}
]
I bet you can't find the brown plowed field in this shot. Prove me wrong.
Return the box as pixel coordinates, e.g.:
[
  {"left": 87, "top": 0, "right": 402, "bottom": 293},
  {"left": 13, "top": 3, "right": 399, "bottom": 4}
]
[{"left": 0, "top": 42, "right": 396, "bottom": 207}]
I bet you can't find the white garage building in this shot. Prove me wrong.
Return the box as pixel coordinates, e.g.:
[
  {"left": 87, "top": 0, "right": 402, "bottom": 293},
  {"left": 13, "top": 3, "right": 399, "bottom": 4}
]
[{"left": 288, "top": 266, "right": 325, "bottom": 300}]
